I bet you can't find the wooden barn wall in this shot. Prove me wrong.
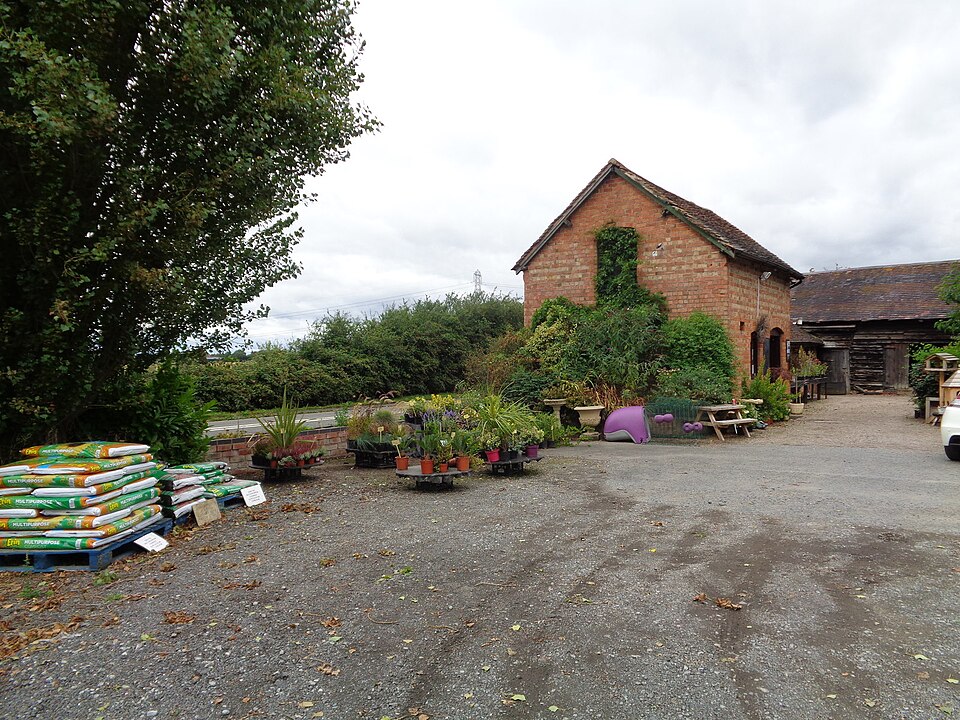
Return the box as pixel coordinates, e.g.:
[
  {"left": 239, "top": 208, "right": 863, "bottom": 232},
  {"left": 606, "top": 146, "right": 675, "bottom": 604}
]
[{"left": 799, "top": 320, "right": 950, "bottom": 393}]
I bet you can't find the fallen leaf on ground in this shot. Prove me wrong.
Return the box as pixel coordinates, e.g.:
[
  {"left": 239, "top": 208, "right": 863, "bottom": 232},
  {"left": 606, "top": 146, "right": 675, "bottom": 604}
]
[
  {"left": 222, "top": 580, "right": 261, "bottom": 590},
  {"left": 511, "top": 624, "right": 521, "bottom": 631},
  {"left": 320, "top": 617, "right": 341, "bottom": 628},
  {"left": 163, "top": 611, "right": 196, "bottom": 624},
  {"left": 378, "top": 549, "right": 396, "bottom": 557},
  {"left": 693, "top": 593, "right": 709, "bottom": 603},
  {"left": 649, "top": 521, "right": 664, "bottom": 526},
  {"left": 936, "top": 704, "right": 954, "bottom": 715},
  {"left": 864, "top": 699, "right": 876, "bottom": 707},
  {"left": 316, "top": 663, "right": 340, "bottom": 676},
  {"left": 715, "top": 597, "right": 742, "bottom": 611},
  {"left": 913, "top": 653, "right": 930, "bottom": 660},
  {"left": 918, "top": 672, "right": 931, "bottom": 680},
  {"left": 159, "top": 562, "right": 176, "bottom": 572},
  {"left": 0, "top": 618, "right": 83, "bottom": 660},
  {"left": 298, "top": 701, "right": 314, "bottom": 708},
  {"left": 510, "top": 694, "right": 526, "bottom": 701},
  {"left": 548, "top": 705, "right": 560, "bottom": 712},
  {"left": 947, "top": 678, "right": 959, "bottom": 684}
]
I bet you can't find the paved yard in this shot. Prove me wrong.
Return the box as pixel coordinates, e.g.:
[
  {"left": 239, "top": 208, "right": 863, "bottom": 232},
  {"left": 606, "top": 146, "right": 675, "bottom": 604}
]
[{"left": 1, "top": 395, "right": 958, "bottom": 719}]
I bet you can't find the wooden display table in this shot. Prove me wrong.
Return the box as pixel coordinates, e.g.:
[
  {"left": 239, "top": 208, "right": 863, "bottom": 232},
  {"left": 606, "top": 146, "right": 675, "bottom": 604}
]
[{"left": 695, "top": 404, "right": 755, "bottom": 442}]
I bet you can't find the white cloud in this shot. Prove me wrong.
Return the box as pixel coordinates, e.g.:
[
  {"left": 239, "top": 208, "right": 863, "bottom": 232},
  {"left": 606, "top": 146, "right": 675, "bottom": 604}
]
[{"left": 242, "top": 0, "right": 960, "bottom": 344}]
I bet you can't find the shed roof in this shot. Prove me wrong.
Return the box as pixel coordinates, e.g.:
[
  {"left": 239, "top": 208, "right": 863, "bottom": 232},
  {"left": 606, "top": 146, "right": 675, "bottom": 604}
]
[
  {"left": 512, "top": 158, "right": 802, "bottom": 280},
  {"left": 790, "top": 324, "right": 824, "bottom": 345},
  {"left": 791, "top": 260, "right": 958, "bottom": 323}
]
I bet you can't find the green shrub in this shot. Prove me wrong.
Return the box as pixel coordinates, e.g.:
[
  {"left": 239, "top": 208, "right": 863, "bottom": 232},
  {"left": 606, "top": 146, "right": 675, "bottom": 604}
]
[
  {"left": 125, "top": 363, "right": 214, "bottom": 464},
  {"left": 502, "top": 369, "right": 555, "bottom": 407},
  {"left": 740, "top": 371, "right": 791, "bottom": 422},
  {"left": 657, "top": 311, "right": 735, "bottom": 402},
  {"left": 908, "top": 342, "right": 960, "bottom": 412},
  {"left": 655, "top": 366, "right": 732, "bottom": 403}
]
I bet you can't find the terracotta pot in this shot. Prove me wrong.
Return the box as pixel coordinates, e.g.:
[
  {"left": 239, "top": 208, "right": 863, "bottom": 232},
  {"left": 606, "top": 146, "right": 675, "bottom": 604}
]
[
  {"left": 420, "top": 458, "right": 434, "bottom": 474},
  {"left": 438, "top": 462, "right": 449, "bottom": 473},
  {"left": 485, "top": 448, "right": 500, "bottom": 463},
  {"left": 395, "top": 456, "right": 409, "bottom": 471},
  {"left": 525, "top": 445, "right": 538, "bottom": 459},
  {"left": 456, "top": 456, "right": 470, "bottom": 471}
]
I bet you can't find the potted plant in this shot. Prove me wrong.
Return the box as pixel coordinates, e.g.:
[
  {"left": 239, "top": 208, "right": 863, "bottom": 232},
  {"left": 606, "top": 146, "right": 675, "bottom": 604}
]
[
  {"left": 473, "top": 394, "right": 527, "bottom": 457},
  {"left": 522, "top": 426, "right": 545, "bottom": 458},
  {"left": 418, "top": 416, "right": 444, "bottom": 474},
  {"left": 257, "top": 388, "right": 309, "bottom": 459},
  {"left": 789, "top": 391, "right": 805, "bottom": 416},
  {"left": 251, "top": 438, "right": 272, "bottom": 467},
  {"left": 391, "top": 430, "right": 413, "bottom": 471},
  {"left": 478, "top": 429, "right": 500, "bottom": 462},
  {"left": 451, "top": 429, "right": 477, "bottom": 471}
]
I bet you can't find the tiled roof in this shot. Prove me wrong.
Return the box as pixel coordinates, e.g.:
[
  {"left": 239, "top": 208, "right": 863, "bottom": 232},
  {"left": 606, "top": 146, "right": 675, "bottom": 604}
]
[
  {"left": 512, "top": 158, "right": 803, "bottom": 279},
  {"left": 791, "top": 261, "right": 959, "bottom": 323},
  {"left": 790, "top": 324, "right": 824, "bottom": 344}
]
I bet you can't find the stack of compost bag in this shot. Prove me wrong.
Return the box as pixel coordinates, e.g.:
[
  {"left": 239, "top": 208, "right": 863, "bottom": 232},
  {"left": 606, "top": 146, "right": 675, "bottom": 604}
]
[
  {"left": 158, "top": 462, "right": 228, "bottom": 519},
  {"left": 0, "top": 442, "right": 167, "bottom": 551},
  {"left": 163, "top": 461, "right": 261, "bottom": 512}
]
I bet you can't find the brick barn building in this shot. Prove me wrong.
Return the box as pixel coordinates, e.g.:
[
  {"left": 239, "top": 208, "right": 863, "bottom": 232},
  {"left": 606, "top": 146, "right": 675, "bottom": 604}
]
[{"left": 512, "top": 158, "right": 803, "bottom": 378}]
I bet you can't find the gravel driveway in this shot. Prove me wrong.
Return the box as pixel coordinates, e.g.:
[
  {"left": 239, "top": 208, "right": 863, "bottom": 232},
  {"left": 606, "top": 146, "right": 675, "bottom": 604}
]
[{"left": 1, "top": 394, "right": 958, "bottom": 720}]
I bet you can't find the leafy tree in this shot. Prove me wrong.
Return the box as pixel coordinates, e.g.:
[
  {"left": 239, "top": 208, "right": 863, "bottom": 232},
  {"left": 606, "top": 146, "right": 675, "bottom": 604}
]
[
  {"left": 0, "top": 0, "right": 376, "bottom": 456},
  {"left": 937, "top": 262, "right": 960, "bottom": 338}
]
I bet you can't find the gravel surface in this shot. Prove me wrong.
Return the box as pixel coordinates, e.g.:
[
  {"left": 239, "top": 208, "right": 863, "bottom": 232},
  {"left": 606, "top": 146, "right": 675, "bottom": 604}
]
[{"left": 1, "top": 394, "right": 958, "bottom": 720}]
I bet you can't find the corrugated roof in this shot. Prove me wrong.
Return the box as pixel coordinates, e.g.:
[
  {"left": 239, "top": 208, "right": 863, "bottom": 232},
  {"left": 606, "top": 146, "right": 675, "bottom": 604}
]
[
  {"left": 791, "top": 261, "right": 959, "bottom": 322},
  {"left": 513, "top": 158, "right": 802, "bottom": 280}
]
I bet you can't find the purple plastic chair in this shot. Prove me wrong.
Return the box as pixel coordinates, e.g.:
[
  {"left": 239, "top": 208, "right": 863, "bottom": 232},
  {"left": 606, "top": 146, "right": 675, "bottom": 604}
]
[{"left": 602, "top": 406, "right": 651, "bottom": 444}]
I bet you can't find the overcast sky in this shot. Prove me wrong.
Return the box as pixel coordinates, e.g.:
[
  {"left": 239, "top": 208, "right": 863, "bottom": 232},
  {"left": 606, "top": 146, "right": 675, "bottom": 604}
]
[{"left": 241, "top": 0, "right": 960, "bottom": 345}]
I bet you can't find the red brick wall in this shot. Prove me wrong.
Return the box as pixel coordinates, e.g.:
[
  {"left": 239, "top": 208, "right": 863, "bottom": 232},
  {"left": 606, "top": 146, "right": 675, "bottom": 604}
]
[
  {"left": 727, "top": 261, "right": 793, "bottom": 376},
  {"left": 521, "top": 173, "right": 792, "bottom": 378},
  {"left": 206, "top": 427, "right": 348, "bottom": 467}
]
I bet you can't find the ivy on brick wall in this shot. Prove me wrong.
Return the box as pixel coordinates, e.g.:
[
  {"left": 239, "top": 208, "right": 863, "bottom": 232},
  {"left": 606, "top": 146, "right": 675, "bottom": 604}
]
[{"left": 593, "top": 224, "right": 667, "bottom": 311}]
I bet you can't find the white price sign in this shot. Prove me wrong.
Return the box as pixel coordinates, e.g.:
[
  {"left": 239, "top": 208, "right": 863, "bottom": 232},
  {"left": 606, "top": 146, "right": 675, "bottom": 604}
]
[
  {"left": 241, "top": 483, "right": 266, "bottom": 506},
  {"left": 134, "top": 532, "right": 169, "bottom": 552}
]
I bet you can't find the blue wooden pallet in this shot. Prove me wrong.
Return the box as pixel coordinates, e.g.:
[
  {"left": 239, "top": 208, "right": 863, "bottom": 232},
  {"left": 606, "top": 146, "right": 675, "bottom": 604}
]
[
  {"left": 0, "top": 518, "right": 174, "bottom": 573},
  {"left": 171, "top": 493, "right": 246, "bottom": 525}
]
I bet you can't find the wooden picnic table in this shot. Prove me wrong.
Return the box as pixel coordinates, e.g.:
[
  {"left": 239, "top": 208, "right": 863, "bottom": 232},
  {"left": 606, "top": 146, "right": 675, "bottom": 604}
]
[{"left": 695, "top": 404, "right": 755, "bottom": 441}]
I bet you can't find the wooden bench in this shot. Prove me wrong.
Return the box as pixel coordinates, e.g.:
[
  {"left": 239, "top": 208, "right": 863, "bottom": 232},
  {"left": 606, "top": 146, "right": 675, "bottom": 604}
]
[{"left": 695, "top": 404, "right": 755, "bottom": 442}]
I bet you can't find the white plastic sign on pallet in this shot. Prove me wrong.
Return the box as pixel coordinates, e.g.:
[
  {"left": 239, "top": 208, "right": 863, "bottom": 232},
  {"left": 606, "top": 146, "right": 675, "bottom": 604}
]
[{"left": 134, "top": 532, "right": 169, "bottom": 552}]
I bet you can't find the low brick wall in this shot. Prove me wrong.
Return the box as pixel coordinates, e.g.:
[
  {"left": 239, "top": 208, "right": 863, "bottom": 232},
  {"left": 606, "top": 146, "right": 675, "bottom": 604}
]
[{"left": 206, "top": 427, "right": 348, "bottom": 466}]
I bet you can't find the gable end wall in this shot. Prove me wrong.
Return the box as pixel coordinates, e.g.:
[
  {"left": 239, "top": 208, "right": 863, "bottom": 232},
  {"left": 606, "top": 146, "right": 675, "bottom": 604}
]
[{"left": 521, "top": 174, "right": 792, "bottom": 376}]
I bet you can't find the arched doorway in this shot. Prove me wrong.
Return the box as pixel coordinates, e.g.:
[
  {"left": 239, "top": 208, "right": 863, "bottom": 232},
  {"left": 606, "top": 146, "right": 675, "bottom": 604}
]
[{"left": 769, "top": 327, "right": 783, "bottom": 374}]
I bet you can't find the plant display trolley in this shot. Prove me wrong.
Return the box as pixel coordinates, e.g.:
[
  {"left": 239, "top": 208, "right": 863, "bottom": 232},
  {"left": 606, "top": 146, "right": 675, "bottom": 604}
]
[
  {"left": 487, "top": 455, "right": 542, "bottom": 475},
  {"left": 396, "top": 467, "right": 472, "bottom": 489}
]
